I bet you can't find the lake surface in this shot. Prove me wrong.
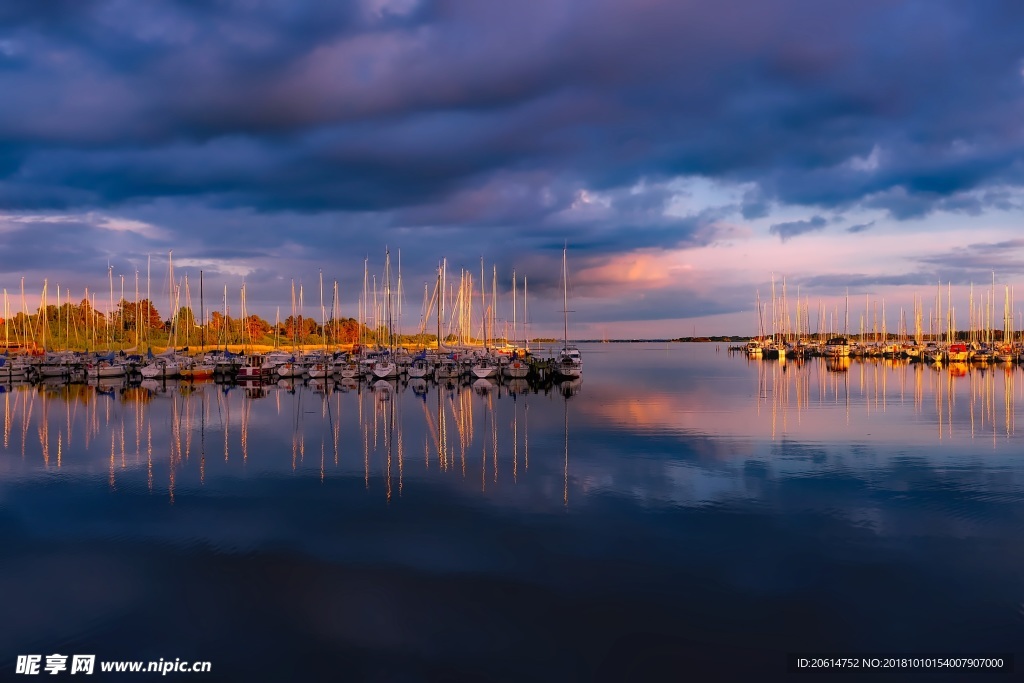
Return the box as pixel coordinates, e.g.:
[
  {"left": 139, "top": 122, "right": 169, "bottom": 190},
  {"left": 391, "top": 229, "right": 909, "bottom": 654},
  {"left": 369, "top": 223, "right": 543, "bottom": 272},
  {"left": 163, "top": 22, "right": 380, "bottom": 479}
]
[{"left": 2, "top": 343, "right": 1023, "bottom": 681}]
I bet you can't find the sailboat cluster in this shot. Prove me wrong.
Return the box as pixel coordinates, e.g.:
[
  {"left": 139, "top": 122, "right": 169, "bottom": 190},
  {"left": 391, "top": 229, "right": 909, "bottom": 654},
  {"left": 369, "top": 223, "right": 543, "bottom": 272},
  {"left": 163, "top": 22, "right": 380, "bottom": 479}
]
[
  {"left": 738, "top": 278, "right": 1024, "bottom": 365},
  {"left": 1, "top": 248, "right": 584, "bottom": 386}
]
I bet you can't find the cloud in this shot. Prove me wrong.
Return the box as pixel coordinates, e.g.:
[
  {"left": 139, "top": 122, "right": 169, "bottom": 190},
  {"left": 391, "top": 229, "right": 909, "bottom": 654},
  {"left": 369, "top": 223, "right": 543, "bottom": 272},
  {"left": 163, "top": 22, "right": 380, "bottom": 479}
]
[
  {"left": 768, "top": 216, "right": 828, "bottom": 242},
  {"left": 917, "top": 239, "right": 1024, "bottom": 277},
  {"left": 0, "top": 0, "right": 1021, "bottom": 219},
  {"left": 798, "top": 272, "right": 938, "bottom": 290},
  {"left": 846, "top": 220, "right": 876, "bottom": 233}
]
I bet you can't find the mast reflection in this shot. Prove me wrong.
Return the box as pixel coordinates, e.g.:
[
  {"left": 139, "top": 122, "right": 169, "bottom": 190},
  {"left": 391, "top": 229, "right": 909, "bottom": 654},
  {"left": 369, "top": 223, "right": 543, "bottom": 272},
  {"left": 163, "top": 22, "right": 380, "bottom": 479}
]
[
  {"left": 750, "top": 355, "right": 1015, "bottom": 441},
  {"left": 2, "top": 376, "right": 581, "bottom": 504}
]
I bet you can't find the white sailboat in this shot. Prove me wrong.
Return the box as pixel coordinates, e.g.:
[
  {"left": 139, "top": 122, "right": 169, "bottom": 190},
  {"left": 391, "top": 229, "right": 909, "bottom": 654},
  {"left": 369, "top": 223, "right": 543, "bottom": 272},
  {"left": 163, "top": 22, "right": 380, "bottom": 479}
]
[
  {"left": 554, "top": 246, "right": 582, "bottom": 379},
  {"left": 371, "top": 250, "right": 399, "bottom": 379},
  {"left": 86, "top": 353, "right": 127, "bottom": 379},
  {"left": 471, "top": 355, "right": 499, "bottom": 379},
  {"left": 407, "top": 356, "right": 432, "bottom": 378},
  {"left": 139, "top": 353, "right": 180, "bottom": 379},
  {"left": 503, "top": 269, "right": 530, "bottom": 378}
]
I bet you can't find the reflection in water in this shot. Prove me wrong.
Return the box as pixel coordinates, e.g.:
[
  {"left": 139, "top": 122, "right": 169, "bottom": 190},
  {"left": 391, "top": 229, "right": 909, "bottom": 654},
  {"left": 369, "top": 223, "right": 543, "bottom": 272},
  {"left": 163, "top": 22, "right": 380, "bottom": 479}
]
[
  {"left": 0, "top": 376, "right": 585, "bottom": 505},
  {"left": 747, "top": 356, "right": 1018, "bottom": 445},
  {"left": 564, "top": 390, "right": 569, "bottom": 507},
  {"left": 2, "top": 345, "right": 1024, "bottom": 680}
]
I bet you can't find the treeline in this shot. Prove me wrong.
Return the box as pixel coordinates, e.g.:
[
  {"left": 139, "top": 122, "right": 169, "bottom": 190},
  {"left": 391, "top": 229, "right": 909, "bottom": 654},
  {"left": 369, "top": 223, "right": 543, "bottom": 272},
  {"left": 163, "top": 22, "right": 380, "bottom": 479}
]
[{"left": 0, "top": 298, "right": 440, "bottom": 350}]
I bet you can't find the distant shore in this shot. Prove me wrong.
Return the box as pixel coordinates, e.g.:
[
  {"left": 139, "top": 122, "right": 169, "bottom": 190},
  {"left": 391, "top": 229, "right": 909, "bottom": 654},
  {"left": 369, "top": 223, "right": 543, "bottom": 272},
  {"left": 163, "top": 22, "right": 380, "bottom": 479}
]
[{"left": 576, "top": 337, "right": 749, "bottom": 343}]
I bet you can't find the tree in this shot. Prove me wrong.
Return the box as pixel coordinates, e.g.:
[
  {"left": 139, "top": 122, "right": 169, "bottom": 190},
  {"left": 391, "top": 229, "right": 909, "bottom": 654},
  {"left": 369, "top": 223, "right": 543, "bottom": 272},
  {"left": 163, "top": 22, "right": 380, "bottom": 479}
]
[
  {"left": 175, "top": 306, "right": 197, "bottom": 331},
  {"left": 325, "top": 317, "right": 362, "bottom": 344},
  {"left": 245, "top": 315, "right": 271, "bottom": 340},
  {"left": 117, "top": 298, "right": 162, "bottom": 331}
]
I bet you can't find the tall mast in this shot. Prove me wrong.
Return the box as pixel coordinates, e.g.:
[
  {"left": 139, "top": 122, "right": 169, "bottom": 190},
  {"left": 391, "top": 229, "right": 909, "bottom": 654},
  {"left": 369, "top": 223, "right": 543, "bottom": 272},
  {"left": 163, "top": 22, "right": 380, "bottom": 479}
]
[
  {"left": 135, "top": 270, "right": 140, "bottom": 348},
  {"left": 781, "top": 277, "right": 787, "bottom": 341},
  {"left": 333, "top": 280, "right": 340, "bottom": 349},
  {"left": 524, "top": 276, "right": 529, "bottom": 352},
  {"left": 120, "top": 275, "right": 125, "bottom": 344},
  {"left": 240, "top": 282, "right": 247, "bottom": 353},
  {"left": 363, "top": 258, "right": 369, "bottom": 348},
  {"left": 223, "top": 284, "right": 228, "bottom": 350},
  {"left": 21, "top": 278, "right": 31, "bottom": 349},
  {"left": 41, "top": 280, "right": 48, "bottom": 351},
  {"left": 396, "top": 250, "right": 403, "bottom": 344},
  {"left": 947, "top": 281, "right": 952, "bottom": 343},
  {"left": 85, "top": 287, "right": 91, "bottom": 350},
  {"left": 168, "top": 250, "right": 174, "bottom": 347},
  {"left": 319, "top": 269, "right": 326, "bottom": 352},
  {"left": 290, "top": 279, "right": 297, "bottom": 351},
  {"left": 1005, "top": 285, "right": 1011, "bottom": 343},
  {"left": 512, "top": 270, "right": 517, "bottom": 348},
  {"left": 969, "top": 283, "right": 975, "bottom": 344},
  {"left": 146, "top": 254, "right": 151, "bottom": 349},
  {"left": 844, "top": 288, "right": 849, "bottom": 336},
  {"left": 882, "top": 298, "right": 886, "bottom": 342},
  {"left": 756, "top": 290, "right": 764, "bottom": 338},
  {"left": 183, "top": 273, "right": 191, "bottom": 347},
  {"left": 108, "top": 264, "right": 114, "bottom": 349},
  {"left": 480, "top": 256, "right": 486, "bottom": 348},
  {"left": 442, "top": 258, "right": 447, "bottom": 344},
  {"left": 794, "top": 284, "right": 800, "bottom": 340},
  {"left": 200, "top": 271, "right": 205, "bottom": 350},
  {"left": 562, "top": 245, "right": 569, "bottom": 350},
  {"left": 436, "top": 263, "right": 442, "bottom": 349},
  {"left": 385, "top": 249, "right": 393, "bottom": 351}
]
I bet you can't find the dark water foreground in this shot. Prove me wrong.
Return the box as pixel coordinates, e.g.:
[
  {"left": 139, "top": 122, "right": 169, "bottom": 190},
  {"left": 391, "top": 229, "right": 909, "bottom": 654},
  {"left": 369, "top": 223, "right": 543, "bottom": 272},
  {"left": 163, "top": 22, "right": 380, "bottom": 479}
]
[{"left": 2, "top": 344, "right": 1023, "bottom": 681}]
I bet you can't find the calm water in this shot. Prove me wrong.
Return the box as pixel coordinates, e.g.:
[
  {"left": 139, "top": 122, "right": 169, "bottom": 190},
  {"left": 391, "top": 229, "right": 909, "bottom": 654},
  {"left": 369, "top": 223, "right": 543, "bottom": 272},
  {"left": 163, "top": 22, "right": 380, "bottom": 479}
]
[{"left": 2, "top": 344, "right": 1023, "bottom": 681}]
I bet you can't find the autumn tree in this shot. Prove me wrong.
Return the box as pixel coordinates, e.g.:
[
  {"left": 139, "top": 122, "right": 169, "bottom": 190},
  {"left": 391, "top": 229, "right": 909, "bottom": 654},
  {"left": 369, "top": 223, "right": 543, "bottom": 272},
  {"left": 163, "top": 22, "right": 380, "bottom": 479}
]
[
  {"left": 243, "top": 315, "right": 271, "bottom": 340},
  {"left": 175, "top": 306, "right": 197, "bottom": 331},
  {"left": 117, "top": 298, "right": 162, "bottom": 331}
]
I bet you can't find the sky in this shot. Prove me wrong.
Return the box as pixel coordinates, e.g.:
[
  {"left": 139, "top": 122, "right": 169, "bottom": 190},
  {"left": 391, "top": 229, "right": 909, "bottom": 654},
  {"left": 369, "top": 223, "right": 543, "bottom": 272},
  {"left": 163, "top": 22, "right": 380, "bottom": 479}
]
[{"left": 1, "top": 0, "right": 1024, "bottom": 339}]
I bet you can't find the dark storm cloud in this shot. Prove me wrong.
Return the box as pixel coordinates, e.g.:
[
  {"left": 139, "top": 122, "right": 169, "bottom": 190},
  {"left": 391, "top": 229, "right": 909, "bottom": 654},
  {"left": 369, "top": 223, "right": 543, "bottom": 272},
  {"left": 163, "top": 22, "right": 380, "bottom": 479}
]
[
  {"left": 768, "top": 216, "right": 828, "bottom": 241},
  {"left": 0, "top": 0, "right": 1021, "bottom": 220}
]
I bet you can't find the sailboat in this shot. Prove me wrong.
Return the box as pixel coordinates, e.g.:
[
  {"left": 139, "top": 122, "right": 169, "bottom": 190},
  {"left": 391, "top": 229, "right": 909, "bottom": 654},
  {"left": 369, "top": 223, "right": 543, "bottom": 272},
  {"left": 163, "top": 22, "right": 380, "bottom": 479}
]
[
  {"left": 470, "top": 258, "right": 499, "bottom": 379},
  {"left": 503, "top": 270, "right": 530, "bottom": 379},
  {"left": 554, "top": 246, "right": 583, "bottom": 379},
  {"left": 140, "top": 252, "right": 181, "bottom": 379},
  {"left": 180, "top": 271, "right": 215, "bottom": 380},
  {"left": 276, "top": 281, "right": 305, "bottom": 378},
  {"left": 236, "top": 283, "right": 273, "bottom": 380},
  {"left": 370, "top": 251, "right": 399, "bottom": 379},
  {"left": 305, "top": 272, "right": 333, "bottom": 379},
  {"left": 86, "top": 266, "right": 128, "bottom": 380}
]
